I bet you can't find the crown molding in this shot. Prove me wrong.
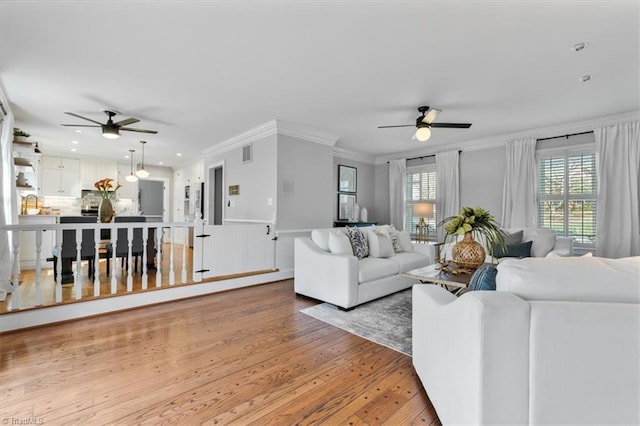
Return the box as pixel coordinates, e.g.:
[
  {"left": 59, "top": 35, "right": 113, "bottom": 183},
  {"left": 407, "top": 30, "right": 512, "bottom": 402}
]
[
  {"left": 374, "top": 110, "right": 640, "bottom": 164},
  {"left": 333, "top": 147, "right": 376, "bottom": 164},
  {"left": 202, "top": 119, "right": 340, "bottom": 159}
]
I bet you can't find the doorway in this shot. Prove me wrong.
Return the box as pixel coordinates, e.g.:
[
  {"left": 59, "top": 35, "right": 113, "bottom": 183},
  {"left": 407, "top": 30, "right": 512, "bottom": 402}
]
[{"left": 207, "top": 164, "right": 223, "bottom": 225}]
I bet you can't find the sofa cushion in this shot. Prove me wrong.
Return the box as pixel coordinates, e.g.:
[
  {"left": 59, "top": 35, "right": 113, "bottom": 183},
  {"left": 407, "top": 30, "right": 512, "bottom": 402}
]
[
  {"left": 311, "top": 229, "right": 332, "bottom": 251},
  {"left": 389, "top": 252, "right": 431, "bottom": 273},
  {"left": 398, "top": 230, "right": 413, "bottom": 252},
  {"left": 496, "top": 256, "right": 640, "bottom": 303},
  {"left": 345, "top": 226, "right": 369, "bottom": 259},
  {"left": 328, "top": 231, "right": 353, "bottom": 255},
  {"left": 368, "top": 227, "right": 394, "bottom": 258},
  {"left": 358, "top": 257, "right": 400, "bottom": 283},
  {"left": 520, "top": 228, "right": 557, "bottom": 258}
]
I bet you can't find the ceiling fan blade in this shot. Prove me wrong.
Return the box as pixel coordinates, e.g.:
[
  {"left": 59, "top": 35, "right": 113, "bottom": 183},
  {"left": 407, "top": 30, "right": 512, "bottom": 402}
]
[
  {"left": 430, "top": 122, "right": 472, "bottom": 129},
  {"left": 114, "top": 117, "right": 140, "bottom": 127},
  {"left": 61, "top": 124, "right": 101, "bottom": 127},
  {"left": 64, "top": 112, "right": 104, "bottom": 125},
  {"left": 377, "top": 124, "right": 415, "bottom": 128},
  {"left": 422, "top": 108, "right": 441, "bottom": 124},
  {"left": 120, "top": 127, "right": 158, "bottom": 134}
]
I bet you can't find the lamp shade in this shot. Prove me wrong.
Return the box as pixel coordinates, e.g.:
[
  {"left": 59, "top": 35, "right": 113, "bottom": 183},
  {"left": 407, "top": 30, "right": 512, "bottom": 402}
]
[
  {"left": 136, "top": 167, "right": 150, "bottom": 178},
  {"left": 413, "top": 202, "right": 434, "bottom": 218},
  {"left": 415, "top": 126, "right": 431, "bottom": 142}
]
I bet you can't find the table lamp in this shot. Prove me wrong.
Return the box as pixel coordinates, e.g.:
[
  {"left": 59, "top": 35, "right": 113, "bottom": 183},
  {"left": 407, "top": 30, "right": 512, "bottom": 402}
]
[{"left": 413, "top": 202, "right": 434, "bottom": 243}]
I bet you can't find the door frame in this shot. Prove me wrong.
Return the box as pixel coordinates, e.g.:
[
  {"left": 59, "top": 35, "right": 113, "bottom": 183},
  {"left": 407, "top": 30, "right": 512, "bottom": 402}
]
[{"left": 205, "top": 160, "right": 225, "bottom": 225}]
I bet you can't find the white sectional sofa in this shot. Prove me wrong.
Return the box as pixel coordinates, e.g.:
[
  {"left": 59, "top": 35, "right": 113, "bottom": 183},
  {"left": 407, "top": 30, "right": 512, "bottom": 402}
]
[
  {"left": 412, "top": 255, "right": 640, "bottom": 425},
  {"left": 295, "top": 226, "right": 431, "bottom": 309}
]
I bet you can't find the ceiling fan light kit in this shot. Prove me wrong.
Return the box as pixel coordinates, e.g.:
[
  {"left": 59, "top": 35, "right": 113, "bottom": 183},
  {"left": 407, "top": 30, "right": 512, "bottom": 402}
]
[
  {"left": 415, "top": 125, "right": 432, "bottom": 142},
  {"left": 102, "top": 125, "right": 120, "bottom": 139}
]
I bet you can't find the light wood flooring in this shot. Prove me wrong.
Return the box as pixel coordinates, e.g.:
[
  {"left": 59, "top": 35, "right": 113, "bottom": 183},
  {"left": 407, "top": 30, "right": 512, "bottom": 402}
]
[{"left": 0, "top": 280, "right": 441, "bottom": 425}]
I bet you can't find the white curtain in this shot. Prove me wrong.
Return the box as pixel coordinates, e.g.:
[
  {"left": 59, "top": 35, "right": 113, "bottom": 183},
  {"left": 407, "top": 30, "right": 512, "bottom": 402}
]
[
  {"left": 436, "top": 150, "right": 459, "bottom": 242},
  {"left": 501, "top": 137, "right": 537, "bottom": 229},
  {"left": 0, "top": 107, "right": 17, "bottom": 299},
  {"left": 389, "top": 158, "right": 406, "bottom": 230},
  {"left": 595, "top": 121, "right": 640, "bottom": 258}
]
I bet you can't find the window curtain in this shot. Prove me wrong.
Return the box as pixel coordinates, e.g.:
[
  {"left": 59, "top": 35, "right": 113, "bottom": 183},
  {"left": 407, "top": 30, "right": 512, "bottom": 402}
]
[
  {"left": 0, "top": 107, "right": 17, "bottom": 300},
  {"left": 594, "top": 121, "right": 640, "bottom": 258},
  {"left": 389, "top": 158, "right": 406, "bottom": 230},
  {"left": 435, "top": 150, "right": 459, "bottom": 242},
  {"left": 501, "top": 137, "right": 537, "bottom": 229}
]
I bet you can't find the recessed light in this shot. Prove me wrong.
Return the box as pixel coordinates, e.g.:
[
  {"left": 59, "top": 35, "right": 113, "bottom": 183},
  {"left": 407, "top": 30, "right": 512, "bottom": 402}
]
[
  {"left": 571, "top": 42, "right": 589, "bottom": 52},
  {"left": 176, "top": 153, "right": 182, "bottom": 157},
  {"left": 75, "top": 129, "right": 82, "bottom": 134},
  {"left": 580, "top": 74, "right": 595, "bottom": 82},
  {"left": 159, "top": 161, "right": 164, "bottom": 165},
  {"left": 71, "top": 148, "right": 77, "bottom": 152},
  {"left": 72, "top": 140, "right": 79, "bottom": 144},
  {"left": 124, "top": 155, "right": 130, "bottom": 159}
]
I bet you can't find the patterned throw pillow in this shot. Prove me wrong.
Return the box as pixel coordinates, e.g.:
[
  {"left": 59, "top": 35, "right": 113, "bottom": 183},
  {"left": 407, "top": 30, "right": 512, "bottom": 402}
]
[
  {"left": 468, "top": 265, "right": 498, "bottom": 291},
  {"left": 387, "top": 225, "right": 402, "bottom": 253},
  {"left": 345, "top": 226, "right": 369, "bottom": 259}
]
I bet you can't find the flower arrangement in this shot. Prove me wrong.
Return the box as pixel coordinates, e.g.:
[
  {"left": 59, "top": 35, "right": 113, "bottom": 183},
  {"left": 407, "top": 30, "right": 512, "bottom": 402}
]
[
  {"left": 94, "top": 178, "right": 121, "bottom": 199},
  {"left": 441, "top": 206, "right": 505, "bottom": 248}
]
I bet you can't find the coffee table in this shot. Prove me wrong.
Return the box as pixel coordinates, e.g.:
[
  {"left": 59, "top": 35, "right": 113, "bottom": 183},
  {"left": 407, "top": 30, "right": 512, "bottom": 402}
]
[{"left": 403, "top": 263, "right": 475, "bottom": 295}]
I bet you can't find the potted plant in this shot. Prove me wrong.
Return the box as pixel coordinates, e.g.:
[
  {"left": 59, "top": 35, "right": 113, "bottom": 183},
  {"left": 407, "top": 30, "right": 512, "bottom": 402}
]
[
  {"left": 95, "top": 178, "right": 121, "bottom": 223},
  {"left": 440, "top": 206, "right": 505, "bottom": 269}
]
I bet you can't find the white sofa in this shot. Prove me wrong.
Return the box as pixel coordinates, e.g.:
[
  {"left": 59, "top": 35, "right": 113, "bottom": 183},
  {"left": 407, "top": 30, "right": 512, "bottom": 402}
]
[
  {"left": 413, "top": 256, "right": 640, "bottom": 425},
  {"left": 295, "top": 226, "right": 431, "bottom": 309}
]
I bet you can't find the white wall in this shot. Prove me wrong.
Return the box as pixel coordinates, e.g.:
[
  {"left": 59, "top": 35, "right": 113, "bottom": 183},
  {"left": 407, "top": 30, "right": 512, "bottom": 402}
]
[
  {"left": 459, "top": 146, "right": 506, "bottom": 223},
  {"left": 278, "top": 135, "right": 333, "bottom": 230},
  {"left": 332, "top": 158, "right": 376, "bottom": 222}
]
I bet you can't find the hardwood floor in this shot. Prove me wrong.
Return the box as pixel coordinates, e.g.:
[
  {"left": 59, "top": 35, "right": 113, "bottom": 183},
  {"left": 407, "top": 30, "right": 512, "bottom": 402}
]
[{"left": 0, "top": 280, "right": 440, "bottom": 425}]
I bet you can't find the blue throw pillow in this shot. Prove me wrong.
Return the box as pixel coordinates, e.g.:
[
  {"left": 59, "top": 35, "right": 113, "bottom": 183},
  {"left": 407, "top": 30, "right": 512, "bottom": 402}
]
[
  {"left": 468, "top": 265, "right": 498, "bottom": 291},
  {"left": 492, "top": 240, "right": 533, "bottom": 258}
]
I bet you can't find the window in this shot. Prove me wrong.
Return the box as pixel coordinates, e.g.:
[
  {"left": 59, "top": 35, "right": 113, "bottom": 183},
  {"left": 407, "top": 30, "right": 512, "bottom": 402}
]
[
  {"left": 537, "top": 151, "right": 597, "bottom": 247},
  {"left": 405, "top": 166, "right": 437, "bottom": 239}
]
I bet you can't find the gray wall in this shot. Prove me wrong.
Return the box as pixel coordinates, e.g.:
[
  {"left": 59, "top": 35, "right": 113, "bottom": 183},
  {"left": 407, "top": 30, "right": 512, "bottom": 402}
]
[
  {"left": 206, "top": 134, "right": 278, "bottom": 222},
  {"left": 459, "top": 146, "right": 506, "bottom": 224},
  {"left": 333, "top": 158, "right": 376, "bottom": 222},
  {"left": 278, "top": 135, "right": 333, "bottom": 229},
  {"left": 373, "top": 163, "right": 390, "bottom": 225}
]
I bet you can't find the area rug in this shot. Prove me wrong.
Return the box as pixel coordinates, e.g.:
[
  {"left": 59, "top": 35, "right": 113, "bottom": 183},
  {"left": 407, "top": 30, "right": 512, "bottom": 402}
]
[{"left": 300, "top": 289, "right": 412, "bottom": 356}]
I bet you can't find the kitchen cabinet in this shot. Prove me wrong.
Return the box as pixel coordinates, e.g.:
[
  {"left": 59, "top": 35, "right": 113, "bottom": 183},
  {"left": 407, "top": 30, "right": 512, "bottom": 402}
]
[
  {"left": 18, "top": 215, "right": 57, "bottom": 270},
  {"left": 116, "top": 162, "right": 138, "bottom": 200},
  {"left": 81, "top": 158, "right": 117, "bottom": 189},
  {"left": 41, "top": 156, "right": 80, "bottom": 197}
]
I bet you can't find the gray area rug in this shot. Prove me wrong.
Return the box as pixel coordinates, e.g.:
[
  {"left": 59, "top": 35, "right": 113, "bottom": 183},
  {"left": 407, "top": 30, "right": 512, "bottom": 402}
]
[{"left": 300, "top": 289, "right": 412, "bottom": 356}]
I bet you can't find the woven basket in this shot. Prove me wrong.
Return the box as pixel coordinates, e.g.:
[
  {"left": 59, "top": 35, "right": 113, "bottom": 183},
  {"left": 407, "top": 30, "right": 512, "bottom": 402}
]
[{"left": 452, "top": 232, "right": 485, "bottom": 269}]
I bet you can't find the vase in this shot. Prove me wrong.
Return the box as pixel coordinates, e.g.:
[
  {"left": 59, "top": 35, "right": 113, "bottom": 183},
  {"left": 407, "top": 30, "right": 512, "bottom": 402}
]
[
  {"left": 452, "top": 232, "right": 486, "bottom": 269},
  {"left": 99, "top": 198, "right": 114, "bottom": 223}
]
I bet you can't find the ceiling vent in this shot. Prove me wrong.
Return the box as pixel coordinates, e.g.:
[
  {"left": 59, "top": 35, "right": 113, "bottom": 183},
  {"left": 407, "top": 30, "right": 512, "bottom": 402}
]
[{"left": 242, "top": 143, "right": 253, "bottom": 163}]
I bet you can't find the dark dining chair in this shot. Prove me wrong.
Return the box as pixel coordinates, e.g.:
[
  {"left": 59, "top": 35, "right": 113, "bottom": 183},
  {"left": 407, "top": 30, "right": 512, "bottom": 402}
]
[
  {"left": 52, "top": 216, "right": 98, "bottom": 283},
  {"left": 106, "top": 216, "right": 155, "bottom": 275}
]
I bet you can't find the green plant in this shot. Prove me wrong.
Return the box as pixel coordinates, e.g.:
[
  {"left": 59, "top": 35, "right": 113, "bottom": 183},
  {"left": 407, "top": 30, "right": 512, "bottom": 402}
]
[
  {"left": 13, "top": 128, "right": 30, "bottom": 138},
  {"left": 440, "top": 206, "right": 505, "bottom": 248}
]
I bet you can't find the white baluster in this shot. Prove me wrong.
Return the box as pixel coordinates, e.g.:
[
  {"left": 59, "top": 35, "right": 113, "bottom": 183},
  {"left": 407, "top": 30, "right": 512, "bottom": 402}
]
[
  {"left": 34, "top": 229, "right": 43, "bottom": 306},
  {"left": 141, "top": 227, "right": 148, "bottom": 290},
  {"left": 74, "top": 226, "right": 82, "bottom": 300},
  {"left": 155, "top": 225, "right": 162, "bottom": 287},
  {"left": 9, "top": 230, "right": 20, "bottom": 310},
  {"left": 182, "top": 225, "right": 188, "bottom": 283},
  {"left": 93, "top": 227, "right": 101, "bottom": 297},
  {"left": 110, "top": 228, "right": 118, "bottom": 294},
  {"left": 126, "top": 226, "right": 133, "bottom": 292},
  {"left": 55, "top": 228, "right": 62, "bottom": 303},
  {"left": 169, "top": 226, "right": 175, "bottom": 286}
]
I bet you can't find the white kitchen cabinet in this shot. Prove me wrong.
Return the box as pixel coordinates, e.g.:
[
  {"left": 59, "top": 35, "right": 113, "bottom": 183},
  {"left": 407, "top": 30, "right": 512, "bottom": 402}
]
[
  {"left": 41, "top": 156, "right": 80, "bottom": 197},
  {"left": 116, "top": 162, "right": 138, "bottom": 200},
  {"left": 18, "top": 215, "right": 57, "bottom": 270},
  {"left": 81, "top": 158, "right": 117, "bottom": 189}
]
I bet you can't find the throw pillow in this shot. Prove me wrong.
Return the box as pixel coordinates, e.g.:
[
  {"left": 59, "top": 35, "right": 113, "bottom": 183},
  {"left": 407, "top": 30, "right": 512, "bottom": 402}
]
[
  {"left": 468, "top": 265, "right": 498, "bottom": 291},
  {"left": 384, "top": 225, "right": 403, "bottom": 253},
  {"left": 490, "top": 230, "right": 523, "bottom": 257},
  {"left": 397, "top": 230, "right": 413, "bottom": 252},
  {"left": 345, "top": 226, "right": 369, "bottom": 259},
  {"left": 328, "top": 231, "right": 354, "bottom": 256},
  {"left": 367, "top": 228, "right": 394, "bottom": 258},
  {"left": 526, "top": 229, "right": 557, "bottom": 257},
  {"left": 492, "top": 241, "right": 533, "bottom": 258}
]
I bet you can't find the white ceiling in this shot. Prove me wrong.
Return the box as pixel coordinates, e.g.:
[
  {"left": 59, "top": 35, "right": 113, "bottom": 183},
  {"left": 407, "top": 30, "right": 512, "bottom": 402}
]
[{"left": 1, "top": 1, "right": 638, "bottom": 168}]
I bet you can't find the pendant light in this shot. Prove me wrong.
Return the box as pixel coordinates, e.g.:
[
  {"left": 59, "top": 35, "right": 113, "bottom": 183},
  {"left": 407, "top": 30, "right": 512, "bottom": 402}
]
[
  {"left": 136, "top": 140, "right": 150, "bottom": 178},
  {"left": 126, "top": 150, "right": 138, "bottom": 182}
]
